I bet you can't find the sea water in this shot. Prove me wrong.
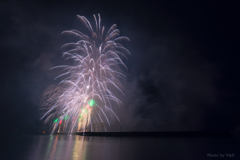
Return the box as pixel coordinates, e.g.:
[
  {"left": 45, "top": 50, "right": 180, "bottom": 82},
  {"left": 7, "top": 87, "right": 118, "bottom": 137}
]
[{"left": 1, "top": 135, "right": 239, "bottom": 160}]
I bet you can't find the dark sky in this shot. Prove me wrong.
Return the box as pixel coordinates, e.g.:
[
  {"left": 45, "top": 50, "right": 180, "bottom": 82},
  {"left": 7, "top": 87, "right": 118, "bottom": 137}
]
[{"left": 1, "top": 0, "right": 239, "bottom": 132}]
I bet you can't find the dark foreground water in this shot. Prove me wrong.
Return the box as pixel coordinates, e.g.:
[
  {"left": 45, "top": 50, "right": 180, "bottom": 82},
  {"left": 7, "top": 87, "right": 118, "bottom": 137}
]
[{"left": 2, "top": 135, "right": 239, "bottom": 160}]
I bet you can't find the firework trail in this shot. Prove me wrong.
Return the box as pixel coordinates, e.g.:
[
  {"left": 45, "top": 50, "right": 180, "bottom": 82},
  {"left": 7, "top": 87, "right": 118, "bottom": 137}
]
[{"left": 41, "top": 14, "right": 130, "bottom": 134}]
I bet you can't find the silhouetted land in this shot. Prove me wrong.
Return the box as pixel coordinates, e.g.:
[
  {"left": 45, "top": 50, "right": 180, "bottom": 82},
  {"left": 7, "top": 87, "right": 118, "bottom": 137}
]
[{"left": 75, "top": 131, "right": 239, "bottom": 137}]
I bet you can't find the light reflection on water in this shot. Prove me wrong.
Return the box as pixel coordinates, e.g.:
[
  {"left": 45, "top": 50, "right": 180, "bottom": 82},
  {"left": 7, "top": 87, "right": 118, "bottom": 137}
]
[
  {"left": 27, "top": 135, "right": 89, "bottom": 160},
  {"left": 3, "top": 135, "right": 239, "bottom": 160},
  {"left": 27, "top": 135, "right": 162, "bottom": 160}
]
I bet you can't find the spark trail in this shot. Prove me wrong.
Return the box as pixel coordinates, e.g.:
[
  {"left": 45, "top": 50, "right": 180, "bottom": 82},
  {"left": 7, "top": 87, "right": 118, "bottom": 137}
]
[{"left": 41, "top": 14, "right": 130, "bottom": 134}]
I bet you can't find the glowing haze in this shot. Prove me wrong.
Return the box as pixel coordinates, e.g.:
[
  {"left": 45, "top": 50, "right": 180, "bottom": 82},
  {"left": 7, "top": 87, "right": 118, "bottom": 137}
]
[{"left": 40, "top": 14, "right": 130, "bottom": 134}]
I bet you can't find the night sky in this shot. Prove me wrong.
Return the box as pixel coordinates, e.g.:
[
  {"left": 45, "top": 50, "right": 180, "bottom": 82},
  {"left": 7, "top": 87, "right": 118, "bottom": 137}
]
[{"left": 1, "top": 0, "right": 239, "bottom": 133}]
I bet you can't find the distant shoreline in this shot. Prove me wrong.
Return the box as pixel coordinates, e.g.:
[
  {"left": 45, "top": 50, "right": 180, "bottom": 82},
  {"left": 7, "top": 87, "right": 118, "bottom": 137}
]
[
  {"left": 5, "top": 131, "right": 240, "bottom": 138},
  {"left": 71, "top": 131, "right": 239, "bottom": 137}
]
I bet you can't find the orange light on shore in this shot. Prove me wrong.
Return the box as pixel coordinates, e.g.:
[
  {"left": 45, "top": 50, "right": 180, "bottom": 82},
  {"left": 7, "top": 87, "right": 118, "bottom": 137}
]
[{"left": 43, "top": 131, "right": 45, "bottom": 134}]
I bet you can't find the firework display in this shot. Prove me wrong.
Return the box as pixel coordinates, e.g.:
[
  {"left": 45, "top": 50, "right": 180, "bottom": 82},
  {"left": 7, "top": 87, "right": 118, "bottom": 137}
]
[{"left": 41, "top": 14, "right": 130, "bottom": 134}]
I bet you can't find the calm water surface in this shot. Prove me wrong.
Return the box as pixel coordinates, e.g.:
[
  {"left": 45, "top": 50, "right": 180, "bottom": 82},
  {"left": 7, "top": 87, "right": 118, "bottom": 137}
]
[{"left": 2, "top": 135, "right": 239, "bottom": 160}]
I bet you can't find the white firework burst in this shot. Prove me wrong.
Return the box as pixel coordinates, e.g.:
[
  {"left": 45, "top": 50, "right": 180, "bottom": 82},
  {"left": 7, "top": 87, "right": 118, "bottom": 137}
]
[{"left": 41, "top": 14, "right": 130, "bottom": 134}]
